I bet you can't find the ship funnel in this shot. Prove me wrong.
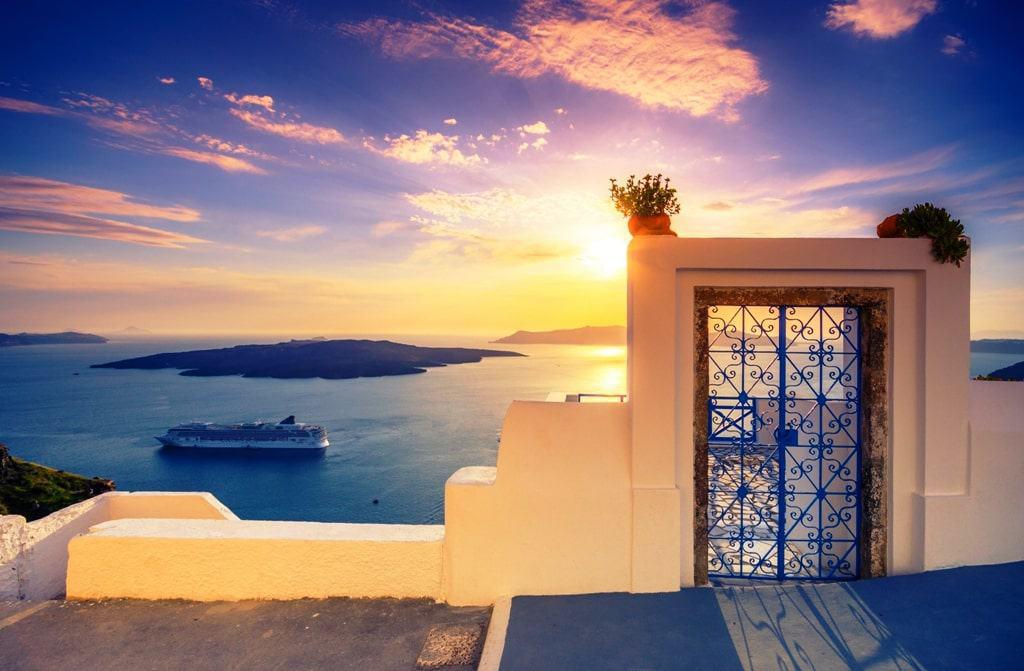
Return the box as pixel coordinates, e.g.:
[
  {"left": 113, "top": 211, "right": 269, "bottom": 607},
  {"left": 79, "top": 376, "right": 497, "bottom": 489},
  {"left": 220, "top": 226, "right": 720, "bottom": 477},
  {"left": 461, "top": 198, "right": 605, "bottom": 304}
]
[{"left": 280, "top": 415, "right": 296, "bottom": 424}]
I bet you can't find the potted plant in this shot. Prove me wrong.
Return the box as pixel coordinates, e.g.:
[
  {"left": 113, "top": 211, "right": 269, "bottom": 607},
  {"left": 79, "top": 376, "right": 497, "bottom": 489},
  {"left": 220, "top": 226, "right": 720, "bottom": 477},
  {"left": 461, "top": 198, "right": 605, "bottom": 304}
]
[
  {"left": 610, "top": 173, "right": 680, "bottom": 236},
  {"left": 875, "top": 202, "right": 970, "bottom": 266}
]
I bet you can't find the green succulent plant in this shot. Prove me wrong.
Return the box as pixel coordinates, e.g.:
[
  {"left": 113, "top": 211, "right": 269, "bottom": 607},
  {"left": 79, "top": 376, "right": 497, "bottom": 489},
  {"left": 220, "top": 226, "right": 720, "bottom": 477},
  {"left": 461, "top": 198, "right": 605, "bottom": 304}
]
[
  {"left": 609, "top": 173, "right": 681, "bottom": 218},
  {"left": 897, "top": 203, "right": 970, "bottom": 266}
]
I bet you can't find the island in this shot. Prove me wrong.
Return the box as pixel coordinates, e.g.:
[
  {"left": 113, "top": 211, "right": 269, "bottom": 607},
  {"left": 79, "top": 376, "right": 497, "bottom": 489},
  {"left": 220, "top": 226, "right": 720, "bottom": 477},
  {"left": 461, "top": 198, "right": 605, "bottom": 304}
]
[
  {"left": 492, "top": 325, "right": 625, "bottom": 345},
  {"left": 91, "top": 338, "right": 525, "bottom": 380},
  {"left": 0, "top": 331, "right": 108, "bottom": 347},
  {"left": 971, "top": 339, "right": 1024, "bottom": 354},
  {"left": 983, "top": 360, "right": 1024, "bottom": 381},
  {"left": 0, "top": 443, "right": 115, "bottom": 520}
]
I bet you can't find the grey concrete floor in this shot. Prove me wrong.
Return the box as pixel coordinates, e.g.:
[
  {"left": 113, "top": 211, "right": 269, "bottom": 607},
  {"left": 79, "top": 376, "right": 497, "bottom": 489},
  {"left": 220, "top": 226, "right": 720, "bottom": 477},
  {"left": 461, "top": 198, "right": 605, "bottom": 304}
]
[{"left": 0, "top": 597, "right": 490, "bottom": 671}]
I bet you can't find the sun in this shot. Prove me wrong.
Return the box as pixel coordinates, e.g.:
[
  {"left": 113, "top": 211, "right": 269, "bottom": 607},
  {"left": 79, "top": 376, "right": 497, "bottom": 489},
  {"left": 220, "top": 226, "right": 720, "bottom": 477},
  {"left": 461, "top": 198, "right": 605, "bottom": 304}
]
[{"left": 580, "top": 236, "right": 628, "bottom": 277}]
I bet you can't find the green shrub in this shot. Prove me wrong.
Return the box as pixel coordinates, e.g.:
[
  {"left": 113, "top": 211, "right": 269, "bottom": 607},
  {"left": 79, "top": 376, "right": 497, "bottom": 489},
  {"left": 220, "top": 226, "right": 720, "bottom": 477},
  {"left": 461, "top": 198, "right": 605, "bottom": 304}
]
[
  {"left": 898, "top": 203, "right": 970, "bottom": 266},
  {"left": 609, "top": 174, "right": 680, "bottom": 217}
]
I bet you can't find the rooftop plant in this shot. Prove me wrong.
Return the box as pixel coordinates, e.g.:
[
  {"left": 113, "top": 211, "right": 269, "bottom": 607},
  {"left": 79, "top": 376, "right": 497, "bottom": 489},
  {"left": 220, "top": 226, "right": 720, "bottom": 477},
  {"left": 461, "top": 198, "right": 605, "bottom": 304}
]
[
  {"left": 898, "top": 203, "right": 970, "bottom": 267},
  {"left": 609, "top": 174, "right": 680, "bottom": 218}
]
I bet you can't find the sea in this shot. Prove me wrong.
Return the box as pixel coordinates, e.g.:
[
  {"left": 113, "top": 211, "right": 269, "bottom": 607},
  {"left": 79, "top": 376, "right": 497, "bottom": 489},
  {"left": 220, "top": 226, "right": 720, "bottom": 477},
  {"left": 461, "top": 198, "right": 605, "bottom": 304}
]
[
  {"left": 0, "top": 337, "right": 1017, "bottom": 524},
  {"left": 0, "top": 336, "right": 626, "bottom": 524}
]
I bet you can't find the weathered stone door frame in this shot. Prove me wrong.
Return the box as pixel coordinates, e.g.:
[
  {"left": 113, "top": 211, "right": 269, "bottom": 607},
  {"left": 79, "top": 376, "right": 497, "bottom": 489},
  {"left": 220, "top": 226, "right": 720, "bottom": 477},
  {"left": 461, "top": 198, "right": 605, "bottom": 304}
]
[{"left": 692, "top": 287, "right": 890, "bottom": 585}]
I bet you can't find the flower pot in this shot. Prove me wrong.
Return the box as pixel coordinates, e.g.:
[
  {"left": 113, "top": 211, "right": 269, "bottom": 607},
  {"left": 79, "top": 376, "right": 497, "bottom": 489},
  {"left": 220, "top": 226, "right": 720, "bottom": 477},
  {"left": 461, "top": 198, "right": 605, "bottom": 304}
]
[
  {"left": 628, "top": 213, "right": 677, "bottom": 237},
  {"left": 876, "top": 214, "right": 903, "bottom": 238}
]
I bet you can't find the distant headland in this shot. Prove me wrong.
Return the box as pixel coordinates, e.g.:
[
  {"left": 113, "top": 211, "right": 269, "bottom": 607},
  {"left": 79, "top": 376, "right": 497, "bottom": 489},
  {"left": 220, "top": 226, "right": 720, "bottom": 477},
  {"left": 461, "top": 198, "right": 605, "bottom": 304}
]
[
  {"left": 0, "top": 331, "right": 108, "bottom": 347},
  {"left": 971, "top": 339, "right": 1024, "bottom": 354},
  {"left": 493, "top": 325, "right": 626, "bottom": 345},
  {"left": 91, "top": 338, "right": 525, "bottom": 380}
]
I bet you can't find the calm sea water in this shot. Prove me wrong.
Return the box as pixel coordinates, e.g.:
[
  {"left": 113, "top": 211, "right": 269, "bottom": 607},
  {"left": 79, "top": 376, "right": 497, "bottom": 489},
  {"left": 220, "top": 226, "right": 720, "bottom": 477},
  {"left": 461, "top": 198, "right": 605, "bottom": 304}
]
[
  {"left": 0, "top": 337, "right": 1015, "bottom": 523},
  {"left": 0, "top": 336, "right": 626, "bottom": 523}
]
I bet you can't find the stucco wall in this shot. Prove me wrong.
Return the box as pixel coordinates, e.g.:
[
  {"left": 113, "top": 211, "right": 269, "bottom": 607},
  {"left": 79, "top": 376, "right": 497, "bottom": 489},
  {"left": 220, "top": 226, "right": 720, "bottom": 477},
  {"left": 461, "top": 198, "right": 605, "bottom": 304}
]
[
  {"left": 627, "top": 237, "right": 972, "bottom": 587},
  {"left": 67, "top": 520, "right": 443, "bottom": 601},
  {"left": 1, "top": 491, "right": 235, "bottom": 600},
  {"left": 921, "top": 381, "right": 1024, "bottom": 569},
  {"left": 443, "top": 400, "right": 632, "bottom": 605}
]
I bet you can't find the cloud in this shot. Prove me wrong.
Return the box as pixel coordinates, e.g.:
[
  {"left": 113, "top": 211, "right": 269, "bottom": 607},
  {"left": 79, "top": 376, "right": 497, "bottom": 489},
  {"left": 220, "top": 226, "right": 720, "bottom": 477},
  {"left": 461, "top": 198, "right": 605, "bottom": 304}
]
[
  {"left": 371, "top": 220, "right": 411, "bottom": 237},
  {"left": 198, "top": 76, "right": 214, "bottom": 91},
  {"left": 554, "top": 108, "right": 566, "bottom": 115},
  {"left": 942, "top": 34, "right": 966, "bottom": 56},
  {"left": 0, "top": 210, "right": 207, "bottom": 248},
  {"left": 256, "top": 225, "right": 326, "bottom": 242},
  {"left": 0, "top": 175, "right": 199, "bottom": 221},
  {"left": 0, "top": 176, "right": 205, "bottom": 248},
  {"left": 160, "top": 147, "right": 268, "bottom": 174},
  {"left": 794, "top": 146, "right": 953, "bottom": 193},
  {"left": 62, "top": 93, "right": 165, "bottom": 136},
  {"left": 2, "top": 92, "right": 273, "bottom": 174},
  {"left": 230, "top": 108, "right": 347, "bottom": 145},
  {"left": 0, "top": 96, "right": 65, "bottom": 116},
  {"left": 518, "top": 120, "right": 549, "bottom": 135},
  {"left": 364, "top": 130, "right": 482, "bottom": 166},
  {"left": 193, "top": 134, "right": 273, "bottom": 160},
  {"left": 406, "top": 216, "right": 570, "bottom": 264},
  {"left": 340, "top": 0, "right": 767, "bottom": 121},
  {"left": 703, "top": 201, "right": 734, "bottom": 211},
  {"left": 825, "top": 0, "right": 936, "bottom": 38},
  {"left": 224, "top": 92, "right": 275, "bottom": 111},
  {"left": 443, "top": 117, "right": 457, "bottom": 125},
  {"left": 158, "top": 76, "right": 176, "bottom": 85}
]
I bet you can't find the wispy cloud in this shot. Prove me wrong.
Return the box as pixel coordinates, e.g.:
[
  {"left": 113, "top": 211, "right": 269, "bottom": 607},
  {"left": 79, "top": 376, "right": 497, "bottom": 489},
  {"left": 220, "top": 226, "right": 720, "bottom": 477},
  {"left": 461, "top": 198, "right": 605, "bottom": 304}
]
[
  {"left": 443, "top": 117, "right": 457, "bottom": 125},
  {"left": 0, "top": 210, "right": 207, "bottom": 248},
  {"left": 401, "top": 186, "right": 620, "bottom": 265},
  {"left": 364, "top": 130, "right": 482, "bottom": 166},
  {"left": 256, "top": 225, "right": 326, "bottom": 241},
  {"left": 159, "top": 148, "right": 268, "bottom": 174},
  {"left": 230, "top": 108, "right": 347, "bottom": 145},
  {"left": 0, "top": 96, "right": 65, "bottom": 116},
  {"left": 825, "top": 0, "right": 936, "bottom": 39},
  {"left": 793, "top": 145, "right": 954, "bottom": 193},
  {"left": 942, "top": 34, "right": 966, "bottom": 56},
  {"left": 158, "top": 76, "right": 176, "bottom": 85},
  {"left": 1, "top": 91, "right": 277, "bottom": 175},
  {"left": 371, "top": 220, "right": 411, "bottom": 237},
  {"left": 340, "top": 0, "right": 768, "bottom": 121},
  {"left": 224, "top": 92, "right": 275, "bottom": 111},
  {"left": 0, "top": 175, "right": 199, "bottom": 221},
  {"left": 193, "top": 134, "right": 273, "bottom": 160},
  {"left": 0, "top": 175, "right": 204, "bottom": 248},
  {"left": 198, "top": 76, "right": 214, "bottom": 91}
]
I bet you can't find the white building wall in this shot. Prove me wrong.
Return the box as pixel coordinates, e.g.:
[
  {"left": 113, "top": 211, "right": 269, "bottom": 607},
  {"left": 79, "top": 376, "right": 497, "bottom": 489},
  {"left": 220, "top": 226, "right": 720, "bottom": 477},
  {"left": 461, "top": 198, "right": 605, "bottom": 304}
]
[{"left": 627, "top": 237, "right": 974, "bottom": 587}]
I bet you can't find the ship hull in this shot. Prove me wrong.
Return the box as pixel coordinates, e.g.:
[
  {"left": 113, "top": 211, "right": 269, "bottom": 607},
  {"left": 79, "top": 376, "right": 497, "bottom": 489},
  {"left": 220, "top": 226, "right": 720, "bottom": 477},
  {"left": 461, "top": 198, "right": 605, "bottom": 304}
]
[{"left": 155, "top": 435, "right": 329, "bottom": 450}]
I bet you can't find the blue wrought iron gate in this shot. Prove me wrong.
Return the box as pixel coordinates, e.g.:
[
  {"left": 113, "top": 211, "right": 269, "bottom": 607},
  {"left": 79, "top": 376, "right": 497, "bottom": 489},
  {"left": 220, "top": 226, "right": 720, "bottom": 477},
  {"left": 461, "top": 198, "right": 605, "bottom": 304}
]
[{"left": 706, "top": 305, "right": 862, "bottom": 581}]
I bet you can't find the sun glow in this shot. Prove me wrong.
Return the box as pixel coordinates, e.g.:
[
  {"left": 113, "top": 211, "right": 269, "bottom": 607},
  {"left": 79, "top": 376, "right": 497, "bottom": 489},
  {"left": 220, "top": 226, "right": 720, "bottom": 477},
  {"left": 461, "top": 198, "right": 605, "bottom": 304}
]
[{"left": 580, "top": 236, "right": 628, "bottom": 277}]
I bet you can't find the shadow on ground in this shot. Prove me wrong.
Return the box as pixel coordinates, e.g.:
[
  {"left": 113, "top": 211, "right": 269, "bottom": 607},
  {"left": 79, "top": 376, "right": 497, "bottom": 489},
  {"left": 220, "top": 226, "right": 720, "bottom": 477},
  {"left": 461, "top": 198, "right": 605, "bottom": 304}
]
[{"left": 501, "top": 562, "right": 1024, "bottom": 670}]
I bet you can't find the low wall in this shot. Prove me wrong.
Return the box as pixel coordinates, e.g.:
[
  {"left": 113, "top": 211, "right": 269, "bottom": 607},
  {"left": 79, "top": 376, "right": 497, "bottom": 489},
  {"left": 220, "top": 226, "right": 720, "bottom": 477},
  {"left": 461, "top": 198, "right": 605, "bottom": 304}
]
[
  {"left": 443, "top": 400, "right": 632, "bottom": 605},
  {"left": 1, "top": 492, "right": 235, "bottom": 600},
  {"left": 921, "top": 381, "right": 1024, "bottom": 569},
  {"left": 67, "top": 520, "right": 444, "bottom": 601}
]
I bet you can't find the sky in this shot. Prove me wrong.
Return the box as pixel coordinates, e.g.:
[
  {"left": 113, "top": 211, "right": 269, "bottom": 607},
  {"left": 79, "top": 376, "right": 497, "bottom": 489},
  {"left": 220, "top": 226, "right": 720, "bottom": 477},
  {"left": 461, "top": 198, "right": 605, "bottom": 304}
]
[{"left": 1, "top": 0, "right": 1022, "bottom": 337}]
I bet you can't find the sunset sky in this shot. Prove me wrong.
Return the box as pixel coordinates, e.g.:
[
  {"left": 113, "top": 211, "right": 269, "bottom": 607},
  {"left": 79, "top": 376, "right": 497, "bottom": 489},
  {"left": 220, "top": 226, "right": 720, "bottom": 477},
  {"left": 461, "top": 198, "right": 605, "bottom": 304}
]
[{"left": 1, "top": 0, "right": 1022, "bottom": 336}]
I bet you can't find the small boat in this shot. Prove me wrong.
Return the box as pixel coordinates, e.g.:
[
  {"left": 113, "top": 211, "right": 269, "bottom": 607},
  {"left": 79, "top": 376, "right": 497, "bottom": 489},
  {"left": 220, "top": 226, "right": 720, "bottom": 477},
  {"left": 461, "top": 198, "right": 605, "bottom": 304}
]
[{"left": 156, "top": 415, "right": 329, "bottom": 450}]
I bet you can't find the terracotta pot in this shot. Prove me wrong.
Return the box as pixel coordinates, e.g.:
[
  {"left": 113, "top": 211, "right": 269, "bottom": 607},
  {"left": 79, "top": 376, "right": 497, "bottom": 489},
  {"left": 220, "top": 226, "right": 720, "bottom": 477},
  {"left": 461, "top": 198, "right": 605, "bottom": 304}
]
[
  {"left": 876, "top": 214, "right": 903, "bottom": 238},
  {"left": 628, "top": 213, "right": 677, "bottom": 237}
]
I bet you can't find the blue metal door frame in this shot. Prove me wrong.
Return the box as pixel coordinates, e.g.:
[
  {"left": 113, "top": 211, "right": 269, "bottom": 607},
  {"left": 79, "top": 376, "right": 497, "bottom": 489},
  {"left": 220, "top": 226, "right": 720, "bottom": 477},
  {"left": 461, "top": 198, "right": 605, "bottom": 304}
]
[{"left": 706, "top": 304, "right": 862, "bottom": 581}]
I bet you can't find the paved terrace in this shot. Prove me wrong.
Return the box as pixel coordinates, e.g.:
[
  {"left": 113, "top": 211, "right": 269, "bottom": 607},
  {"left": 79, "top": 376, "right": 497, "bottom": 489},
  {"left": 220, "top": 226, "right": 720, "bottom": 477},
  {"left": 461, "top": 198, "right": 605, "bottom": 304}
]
[
  {"left": 3, "top": 562, "right": 1021, "bottom": 669},
  {"left": 502, "top": 562, "right": 1024, "bottom": 670},
  {"left": 1, "top": 597, "right": 489, "bottom": 671}
]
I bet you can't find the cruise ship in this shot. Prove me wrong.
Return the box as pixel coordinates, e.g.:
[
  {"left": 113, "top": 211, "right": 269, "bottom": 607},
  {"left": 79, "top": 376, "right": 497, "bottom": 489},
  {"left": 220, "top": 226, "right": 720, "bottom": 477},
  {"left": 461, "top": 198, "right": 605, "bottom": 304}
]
[{"left": 156, "top": 416, "right": 329, "bottom": 450}]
